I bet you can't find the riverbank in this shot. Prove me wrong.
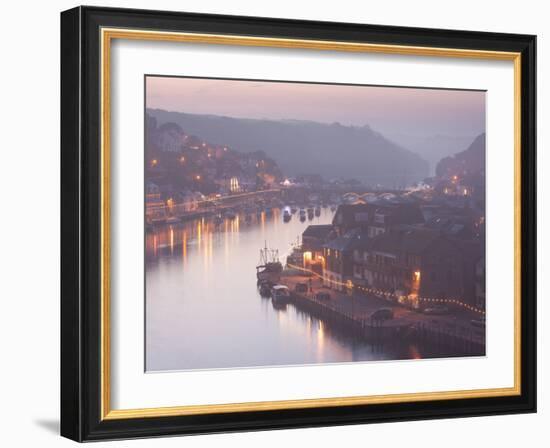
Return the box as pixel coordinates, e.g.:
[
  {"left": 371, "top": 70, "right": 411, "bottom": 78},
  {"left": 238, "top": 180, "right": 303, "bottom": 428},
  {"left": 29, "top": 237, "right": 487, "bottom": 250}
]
[{"left": 281, "top": 272, "right": 485, "bottom": 356}]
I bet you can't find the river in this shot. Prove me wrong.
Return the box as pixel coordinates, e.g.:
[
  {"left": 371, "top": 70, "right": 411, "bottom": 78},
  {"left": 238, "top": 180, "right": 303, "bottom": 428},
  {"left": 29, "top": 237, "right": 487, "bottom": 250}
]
[{"left": 146, "top": 206, "right": 430, "bottom": 371}]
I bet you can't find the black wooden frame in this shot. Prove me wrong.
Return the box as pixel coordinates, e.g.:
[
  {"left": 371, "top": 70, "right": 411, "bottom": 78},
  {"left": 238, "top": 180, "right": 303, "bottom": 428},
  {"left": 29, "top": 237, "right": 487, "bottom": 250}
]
[{"left": 61, "top": 5, "right": 537, "bottom": 442}]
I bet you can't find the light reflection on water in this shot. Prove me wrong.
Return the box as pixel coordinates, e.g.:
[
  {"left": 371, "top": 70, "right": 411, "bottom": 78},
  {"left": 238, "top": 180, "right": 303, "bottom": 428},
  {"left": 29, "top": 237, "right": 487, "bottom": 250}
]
[{"left": 146, "top": 207, "right": 417, "bottom": 371}]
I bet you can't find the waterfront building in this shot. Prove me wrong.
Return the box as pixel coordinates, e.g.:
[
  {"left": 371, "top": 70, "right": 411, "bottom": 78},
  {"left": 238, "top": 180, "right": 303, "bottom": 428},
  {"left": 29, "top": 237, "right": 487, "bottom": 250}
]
[
  {"left": 357, "top": 226, "right": 482, "bottom": 307},
  {"left": 301, "top": 224, "right": 334, "bottom": 274},
  {"left": 332, "top": 202, "right": 424, "bottom": 238},
  {"left": 145, "top": 182, "right": 167, "bottom": 224},
  {"left": 322, "top": 229, "right": 368, "bottom": 291}
]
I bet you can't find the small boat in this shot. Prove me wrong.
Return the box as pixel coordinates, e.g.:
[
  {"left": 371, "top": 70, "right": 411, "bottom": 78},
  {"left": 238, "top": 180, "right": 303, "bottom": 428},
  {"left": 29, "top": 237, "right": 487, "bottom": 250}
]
[
  {"left": 283, "top": 210, "right": 291, "bottom": 222},
  {"left": 165, "top": 216, "right": 180, "bottom": 225},
  {"left": 314, "top": 206, "right": 321, "bottom": 217},
  {"left": 271, "top": 284, "right": 291, "bottom": 305},
  {"left": 258, "top": 281, "right": 272, "bottom": 297},
  {"left": 307, "top": 208, "right": 314, "bottom": 220}
]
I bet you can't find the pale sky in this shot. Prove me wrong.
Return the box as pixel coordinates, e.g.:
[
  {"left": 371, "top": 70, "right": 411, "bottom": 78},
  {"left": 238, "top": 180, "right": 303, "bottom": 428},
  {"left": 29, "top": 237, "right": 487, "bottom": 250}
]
[{"left": 146, "top": 76, "right": 486, "bottom": 137}]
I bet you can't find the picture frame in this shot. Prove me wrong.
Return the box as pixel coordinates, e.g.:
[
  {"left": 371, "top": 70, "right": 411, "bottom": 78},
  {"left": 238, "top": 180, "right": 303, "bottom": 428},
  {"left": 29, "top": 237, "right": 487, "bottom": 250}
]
[{"left": 60, "top": 5, "right": 536, "bottom": 442}]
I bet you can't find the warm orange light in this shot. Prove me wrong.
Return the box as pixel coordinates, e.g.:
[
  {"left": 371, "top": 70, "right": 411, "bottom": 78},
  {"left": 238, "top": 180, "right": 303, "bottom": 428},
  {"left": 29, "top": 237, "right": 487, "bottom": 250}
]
[
  {"left": 180, "top": 156, "right": 185, "bottom": 163},
  {"left": 230, "top": 177, "right": 240, "bottom": 192},
  {"left": 195, "top": 175, "right": 201, "bottom": 181},
  {"left": 151, "top": 159, "right": 158, "bottom": 167},
  {"left": 414, "top": 270, "right": 421, "bottom": 281},
  {"left": 303, "top": 251, "right": 312, "bottom": 265}
]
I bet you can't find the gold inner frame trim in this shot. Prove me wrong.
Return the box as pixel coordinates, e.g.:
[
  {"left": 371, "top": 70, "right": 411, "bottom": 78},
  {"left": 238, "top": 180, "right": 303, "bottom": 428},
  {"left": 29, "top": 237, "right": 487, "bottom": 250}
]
[{"left": 100, "top": 27, "right": 522, "bottom": 421}]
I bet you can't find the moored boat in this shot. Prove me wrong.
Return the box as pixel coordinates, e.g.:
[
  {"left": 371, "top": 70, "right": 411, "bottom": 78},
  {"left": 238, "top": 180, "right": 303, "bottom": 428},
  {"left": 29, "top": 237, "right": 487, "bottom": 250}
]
[
  {"left": 258, "top": 280, "right": 273, "bottom": 297},
  {"left": 165, "top": 216, "right": 180, "bottom": 225},
  {"left": 256, "top": 242, "right": 283, "bottom": 283},
  {"left": 271, "top": 284, "right": 291, "bottom": 305}
]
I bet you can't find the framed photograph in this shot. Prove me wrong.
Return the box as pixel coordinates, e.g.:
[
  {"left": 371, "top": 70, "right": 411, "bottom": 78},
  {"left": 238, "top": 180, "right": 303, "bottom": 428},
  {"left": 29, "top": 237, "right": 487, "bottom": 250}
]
[{"left": 61, "top": 6, "right": 536, "bottom": 442}]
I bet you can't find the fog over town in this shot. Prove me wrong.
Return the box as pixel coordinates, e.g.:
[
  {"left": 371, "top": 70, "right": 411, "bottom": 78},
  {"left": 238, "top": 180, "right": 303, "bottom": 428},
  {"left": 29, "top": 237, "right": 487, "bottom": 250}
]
[{"left": 145, "top": 76, "right": 486, "bottom": 371}]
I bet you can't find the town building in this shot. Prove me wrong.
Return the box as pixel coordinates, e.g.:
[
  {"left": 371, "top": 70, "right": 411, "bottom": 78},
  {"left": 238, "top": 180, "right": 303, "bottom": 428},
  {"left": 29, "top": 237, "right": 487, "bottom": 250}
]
[
  {"left": 145, "top": 182, "right": 166, "bottom": 224},
  {"left": 322, "top": 229, "right": 368, "bottom": 291},
  {"left": 301, "top": 225, "right": 334, "bottom": 274},
  {"left": 331, "top": 202, "right": 424, "bottom": 238},
  {"left": 356, "top": 226, "right": 482, "bottom": 308}
]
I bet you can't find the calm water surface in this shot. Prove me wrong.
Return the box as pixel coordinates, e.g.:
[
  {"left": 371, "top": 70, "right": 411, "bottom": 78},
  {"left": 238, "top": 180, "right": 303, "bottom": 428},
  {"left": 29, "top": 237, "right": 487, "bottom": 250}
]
[{"left": 146, "top": 208, "right": 423, "bottom": 371}]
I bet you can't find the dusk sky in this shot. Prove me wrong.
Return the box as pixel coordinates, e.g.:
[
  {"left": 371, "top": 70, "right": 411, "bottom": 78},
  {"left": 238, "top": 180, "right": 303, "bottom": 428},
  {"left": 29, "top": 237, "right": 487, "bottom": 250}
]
[{"left": 146, "top": 76, "right": 486, "bottom": 138}]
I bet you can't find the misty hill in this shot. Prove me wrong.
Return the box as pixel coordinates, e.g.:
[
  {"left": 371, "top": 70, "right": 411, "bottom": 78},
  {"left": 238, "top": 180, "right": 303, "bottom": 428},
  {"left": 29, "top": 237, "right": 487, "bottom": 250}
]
[
  {"left": 147, "top": 109, "right": 429, "bottom": 187},
  {"left": 385, "top": 133, "right": 477, "bottom": 176},
  {"left": 435, "top": 133, "right": 486, "bottom": 179}
]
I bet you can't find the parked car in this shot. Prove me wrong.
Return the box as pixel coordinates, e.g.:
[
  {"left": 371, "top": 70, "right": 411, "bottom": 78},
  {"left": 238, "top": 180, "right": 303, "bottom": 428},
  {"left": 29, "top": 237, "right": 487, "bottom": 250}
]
[
  {"left": 315, "top": 292, "right": 331, "bottom": 301},
  {"left": 294, "top": 283, "right": 309, "bottom": 293},
  {"left": 423, "top": 305, "right": 449, "bottom": 315},
  {"left": 371, "top": 308, "right": 394, "bottom": 321}
]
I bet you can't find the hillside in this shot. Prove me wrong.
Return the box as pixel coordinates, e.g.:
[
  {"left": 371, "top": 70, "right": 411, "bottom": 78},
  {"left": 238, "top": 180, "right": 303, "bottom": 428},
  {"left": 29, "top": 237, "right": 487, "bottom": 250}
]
[
  {"left": 435, "top": 133, "right": 486, "bottom": 179},
  {"left": 147, "top": 109, "right": 429, "bottom": 187}
]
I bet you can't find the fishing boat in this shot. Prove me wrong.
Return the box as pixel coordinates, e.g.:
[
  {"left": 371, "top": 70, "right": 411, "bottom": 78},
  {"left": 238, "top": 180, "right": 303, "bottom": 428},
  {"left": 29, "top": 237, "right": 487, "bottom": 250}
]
[{"left": 256, "top": 242, "right": 283, "bottom": 283}]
